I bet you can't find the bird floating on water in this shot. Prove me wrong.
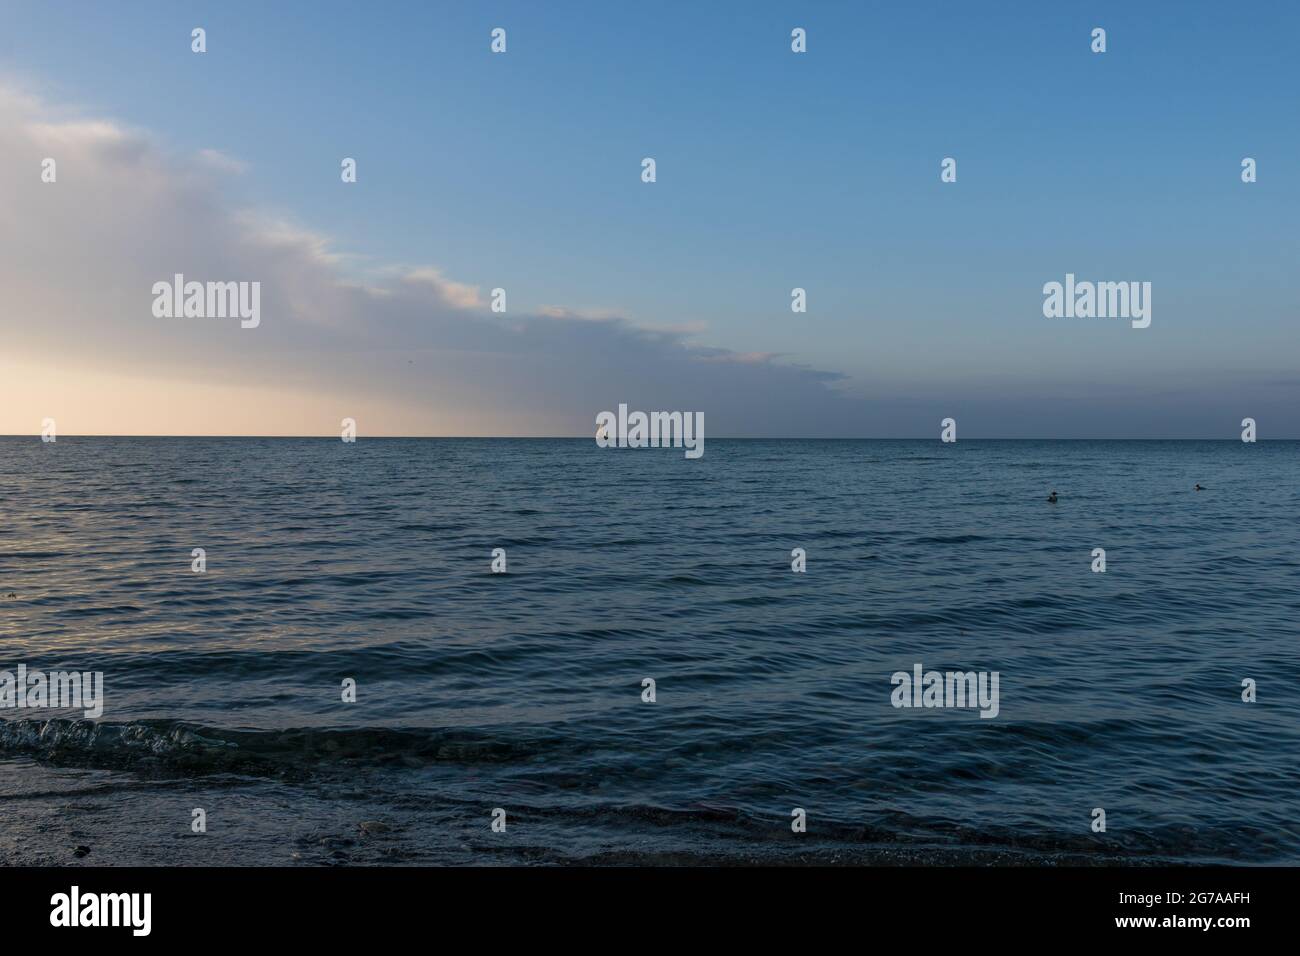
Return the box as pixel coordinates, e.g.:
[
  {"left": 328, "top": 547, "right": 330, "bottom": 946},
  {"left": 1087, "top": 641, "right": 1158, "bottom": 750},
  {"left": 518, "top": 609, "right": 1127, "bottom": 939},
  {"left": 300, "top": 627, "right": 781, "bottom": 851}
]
[{"left": 1046, "top": 490, "right": 1058, "bottom": 503}]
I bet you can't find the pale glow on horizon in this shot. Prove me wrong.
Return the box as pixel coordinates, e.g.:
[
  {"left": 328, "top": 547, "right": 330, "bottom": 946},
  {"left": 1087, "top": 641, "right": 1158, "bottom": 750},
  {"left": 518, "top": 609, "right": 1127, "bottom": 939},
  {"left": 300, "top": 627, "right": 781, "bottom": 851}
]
[{"left": 0, "top": 356, "right": 540, "bottom": 437}]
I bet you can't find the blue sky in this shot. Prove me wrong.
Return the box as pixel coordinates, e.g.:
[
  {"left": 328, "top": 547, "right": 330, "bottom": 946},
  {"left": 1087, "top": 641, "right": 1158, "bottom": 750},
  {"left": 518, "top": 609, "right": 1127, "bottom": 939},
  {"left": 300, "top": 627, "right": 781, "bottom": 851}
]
[{"left": 1, "top": 1, "right": 1297, "bottom": 436}]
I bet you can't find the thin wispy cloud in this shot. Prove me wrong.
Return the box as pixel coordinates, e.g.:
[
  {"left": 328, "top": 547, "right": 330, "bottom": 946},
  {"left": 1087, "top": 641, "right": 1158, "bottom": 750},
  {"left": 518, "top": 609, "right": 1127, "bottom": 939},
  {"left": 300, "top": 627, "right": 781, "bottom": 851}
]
[{"left": 0, "top": 83, "right": 869, "bottom": 436}]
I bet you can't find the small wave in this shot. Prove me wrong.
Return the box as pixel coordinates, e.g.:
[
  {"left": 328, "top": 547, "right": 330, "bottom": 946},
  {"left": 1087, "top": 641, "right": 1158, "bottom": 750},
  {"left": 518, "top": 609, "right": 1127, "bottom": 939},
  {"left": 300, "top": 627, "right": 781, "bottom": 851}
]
[{"left": 0, "top": 717, "right": 575, "bottom": 778}]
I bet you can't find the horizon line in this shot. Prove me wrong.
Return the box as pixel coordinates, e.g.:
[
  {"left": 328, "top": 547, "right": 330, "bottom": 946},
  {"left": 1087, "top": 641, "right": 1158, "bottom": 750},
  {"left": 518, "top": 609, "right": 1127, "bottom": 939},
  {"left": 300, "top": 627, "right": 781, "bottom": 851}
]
[{"left": 2, "top": 435, "right": 1294, "bottom": 442}]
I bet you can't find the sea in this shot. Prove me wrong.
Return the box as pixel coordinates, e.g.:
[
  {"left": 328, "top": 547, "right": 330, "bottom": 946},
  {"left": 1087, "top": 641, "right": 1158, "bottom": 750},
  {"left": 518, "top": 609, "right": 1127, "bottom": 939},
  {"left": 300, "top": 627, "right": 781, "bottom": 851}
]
[{"left": 1, "top": 437, "right": 1296, "bottom": 865}]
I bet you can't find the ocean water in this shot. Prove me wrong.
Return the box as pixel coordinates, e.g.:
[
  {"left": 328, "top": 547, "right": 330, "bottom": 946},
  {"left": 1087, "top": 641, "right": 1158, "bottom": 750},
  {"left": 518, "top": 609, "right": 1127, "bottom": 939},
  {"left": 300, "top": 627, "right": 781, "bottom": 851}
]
[{"left": 1, "top": 437, "right": 1297, "bottom": 866}]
